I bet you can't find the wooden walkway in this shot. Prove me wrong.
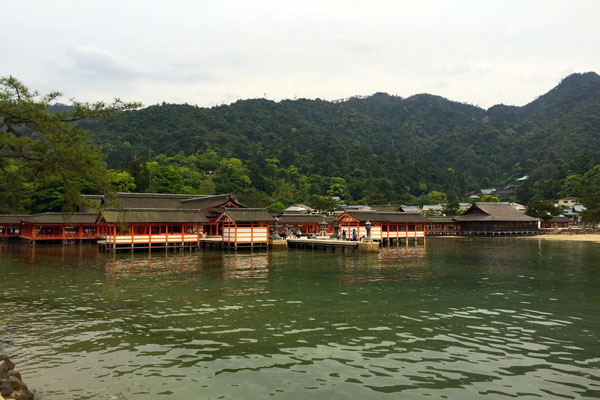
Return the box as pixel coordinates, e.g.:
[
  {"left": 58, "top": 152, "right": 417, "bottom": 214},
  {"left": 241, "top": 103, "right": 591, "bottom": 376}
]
[
  {"left": 99, "top": 236, "right": 268, "bottom": 251},
  {"left": 287, "top": 237, "right": 374, "bottom": 253}
]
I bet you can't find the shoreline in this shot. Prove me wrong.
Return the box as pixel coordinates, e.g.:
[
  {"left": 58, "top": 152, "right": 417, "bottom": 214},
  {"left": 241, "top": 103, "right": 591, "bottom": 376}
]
[
  {"left": 519, "top": 233, "right": 600, "bottom": 244},
  {"left": 431, "top": 233, "right": 600, "bottom": 244}
]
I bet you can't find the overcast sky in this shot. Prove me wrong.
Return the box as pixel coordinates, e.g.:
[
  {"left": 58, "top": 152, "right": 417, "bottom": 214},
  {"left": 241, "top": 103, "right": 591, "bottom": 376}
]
[{"left": 2, "top": 0, "right": 599, "bottom": 109}]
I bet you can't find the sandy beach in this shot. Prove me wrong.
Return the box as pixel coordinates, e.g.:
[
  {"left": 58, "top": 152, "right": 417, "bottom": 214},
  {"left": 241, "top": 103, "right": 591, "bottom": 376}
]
[{"left": 520, "top": 233, "right": 600, "bottom": 244}]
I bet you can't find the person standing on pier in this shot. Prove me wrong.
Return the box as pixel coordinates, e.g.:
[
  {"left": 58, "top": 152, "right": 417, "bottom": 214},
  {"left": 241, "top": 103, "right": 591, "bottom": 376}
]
[
  {"left": 342, "top": 229, "right": 346, "bottom": 240},
  {"left": 352, "top": 229, "right": 357, "bottom": 241}
]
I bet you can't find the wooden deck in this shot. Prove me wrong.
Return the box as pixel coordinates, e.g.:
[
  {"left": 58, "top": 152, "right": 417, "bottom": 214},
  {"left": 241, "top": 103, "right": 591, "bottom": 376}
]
[{"left": 287, "top": 237, "right": 383, "bottom": 253}]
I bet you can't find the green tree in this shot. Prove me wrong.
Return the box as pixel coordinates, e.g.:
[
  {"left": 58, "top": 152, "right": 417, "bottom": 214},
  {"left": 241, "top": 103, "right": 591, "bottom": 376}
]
[
  {"left": 148, "top": 162, "right": 185, "bottom": 193},
  {"left": 214, "top": 158, "right": 251, "bottom": 194},
  {"left": 557, "top": 174, "right": 583, "bottom": 198},
  {"left": 526, "top": 197, "right": 562, "bottom": 221},
  {"left": 308, "top": 195, "right": 338, "bottom": 213},
  {"left": 0, "top": 76, "right": 139, "bottom": 210},
  {"left": 580, "top": 165, "right": 600, "bottom": 223},
  {"left": 107, "top": 170, "right": 136, "bottom": 192},
  {"left": 266, "top": 201, "right": 286, "bottom": 214},
  {"left": 0, "top": 159, "right": 33, "bottom": 213},
  {"left": 419, "top": 190, "right": 448, "bottom": 206},
  {"left": 443, "top": 200, "right": 461, "bottom": 216},
  {"left": 481, "top": 194, "right": 500, "bottom": 202}
]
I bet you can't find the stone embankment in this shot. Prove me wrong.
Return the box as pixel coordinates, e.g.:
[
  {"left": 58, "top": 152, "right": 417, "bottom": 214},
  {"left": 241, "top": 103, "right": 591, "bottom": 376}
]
[{"left": 0, "top": 355, "right": 33, "bottom": 400}]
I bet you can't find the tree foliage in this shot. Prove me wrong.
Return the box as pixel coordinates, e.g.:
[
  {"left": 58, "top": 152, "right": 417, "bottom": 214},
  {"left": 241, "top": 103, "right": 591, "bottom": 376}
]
[
  {"left": 0, "top": 76, "right": 139, "bottom": 211},
  {"left": 526, "top": 197, "right": 562, "bottom": 220},
  {"left": 76, "top": 72, "right": 600, "bottom": 209},
  {"left": 481, "top": 194, "right": 500, "bottom": 203},
  {"left": 2, "top": 73, "right": 600, "bottom": 213},
  {"left": 580, "top": 165, "right": 600, "bottom": 223}
]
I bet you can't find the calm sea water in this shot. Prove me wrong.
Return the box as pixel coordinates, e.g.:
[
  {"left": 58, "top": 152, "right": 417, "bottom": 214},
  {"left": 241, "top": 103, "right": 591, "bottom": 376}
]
[{"left": 1, "top": 238, "right": 599, "bottom": 399}]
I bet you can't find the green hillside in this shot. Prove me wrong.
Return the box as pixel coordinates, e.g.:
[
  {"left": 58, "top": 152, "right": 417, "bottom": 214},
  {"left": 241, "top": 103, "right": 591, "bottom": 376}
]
[
  {"left": 3, "top": 72, "right": 599, "bottom": 214},
  {"left": 80, "top": 72, "right": 600, "bottom": 208}
]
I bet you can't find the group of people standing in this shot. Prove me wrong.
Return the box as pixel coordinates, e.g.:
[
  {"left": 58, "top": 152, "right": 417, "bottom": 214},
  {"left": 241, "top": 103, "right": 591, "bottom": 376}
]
[
  {"left": 337, "top": 228, "right": 357, "bottom": 241},
  {"left": 281, "top": 228, "right": 303, "bottom": 239}
]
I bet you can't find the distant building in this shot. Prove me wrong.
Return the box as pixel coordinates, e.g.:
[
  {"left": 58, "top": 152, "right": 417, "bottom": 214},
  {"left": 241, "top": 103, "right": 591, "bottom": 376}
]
[
  {"left": 496, "top": 184, "right": 516, "bottom": 197},
  {"left": 342, "top": 205, "right": 372, "bottom": 212},
  {"left": 562, "top": 204, "right": 587, "bottom": 223},
  {"left": 371, "top": 205, "right": 404, "bottom": 212},
  {"left": 458, "top": 203, "right": 471, "bottom": 212},
  {"left": 455, "top": 202, "right": 539, "bottom": 235},
  {"left": 400, "top": 205, "right": 422, "bottom": 213},
  {"left": 516, "top": 175, "right": 529, "bottom": 183},
  {"left": 556, "top": 197, "right": 579, "bottom": 208},
  {"left": 540, "top": 216, "right": 571, "bottom": 229},
  {"left": 480, "top": 188, "right": 496, "bottom": 195},
  {"left": 510, "top": 203, "right": 527, "bottom": 213},
  {"left": 283, "top": 204, "right": 314, "bottom": 214},
  {"left": 422, "top": 204, "right": 445, "bottom": 215}
]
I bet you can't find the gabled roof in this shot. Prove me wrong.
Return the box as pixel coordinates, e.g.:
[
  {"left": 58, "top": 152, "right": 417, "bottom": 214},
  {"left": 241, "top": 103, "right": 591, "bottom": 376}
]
[
  {"left": 278, "top": 214, "right": 332, "bottom": 224},
  {"left": 99, "top": 209, "right": 208, "bottom": 224},
  {"left": 426, "top": 216, "right": 457, "bottom": 223},
  {"left": 79, "top": 195, "right": 105, "bottom": 212},
  {"left": 342, "top": 205, "right": 372, "bottom": 211},
  {"left": 283, "top": 204, "right": 314, "bottom": 213},
  {"left": 455, "top": 203, "right": 538, "bottom": 222},
  {"left": 113, "top": 192, "right": 198, "bottom": 209},
  {"left": 340, "top": 211, "right": 429, "bottom": 223},
  {"left": 82, "top": 192, "right": 247, "bottom": 212},
  {"left": 371, "top": 205, "right": 403, "bottom": 212},
  {"left": 217, "top": 208, "right": 274, "bottom": 223},
  {"left": 422, "top": 204, "right": 445, "bottom": 211},
  {"left": 21, "top": 213, "right": 100, "bottom": 224},
  {"left": 0, "top": 215, "right": 28, "bottom": 224},
  {"left": 178, "top": 193, "right": 245, "bottom": 210},
  {"left": 399, "top": 205, "right": 422, "bottom": 213}
]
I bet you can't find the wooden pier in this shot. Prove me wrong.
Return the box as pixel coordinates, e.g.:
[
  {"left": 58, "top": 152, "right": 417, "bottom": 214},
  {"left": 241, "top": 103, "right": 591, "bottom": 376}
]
[
  {"left": 99, "top": 236, "right": 270, "bottom": 252},
  {"left": 287, "top": 238, "right": 381, "bottom": 253}
]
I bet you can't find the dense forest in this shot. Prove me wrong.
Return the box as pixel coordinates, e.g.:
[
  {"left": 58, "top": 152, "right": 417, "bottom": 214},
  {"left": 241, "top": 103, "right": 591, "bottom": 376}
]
[{"left": 1, "top": 72, "right": 600, "bottom": 219}]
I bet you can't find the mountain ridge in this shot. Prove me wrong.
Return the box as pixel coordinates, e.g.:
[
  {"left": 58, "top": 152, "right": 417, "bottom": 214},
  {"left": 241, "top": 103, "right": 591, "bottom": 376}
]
[{"left": 82, "top": 72, "right": 600, "bottom": 204}]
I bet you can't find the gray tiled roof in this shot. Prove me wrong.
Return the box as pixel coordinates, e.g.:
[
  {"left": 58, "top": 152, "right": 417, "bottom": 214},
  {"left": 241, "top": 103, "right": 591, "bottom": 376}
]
[
  {"left": 278, "top": 214, "right": 332, "bottom": 224},
  {"left": 219, "top": 208, "right": 274, "bottom": 223},
  {"left": 455, "top": 203, "right": 538, "bottom": 222},
  {"left": 100, "top": 209, "right": 208, "bottom": 224},
  {"left": 342, "top": 211, "right": 429, "bottom": 223},
  {"left": 21, "top": 213, "right": 100, "bottom": 224},
  {"left": 0, "top": 215, "right": 28, "bottom": 224}
]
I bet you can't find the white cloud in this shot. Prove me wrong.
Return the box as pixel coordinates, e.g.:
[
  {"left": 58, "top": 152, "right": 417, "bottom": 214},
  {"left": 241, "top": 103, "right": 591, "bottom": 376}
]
[{"left": 1, "top": 0, "right": 599, "bottom": 108}]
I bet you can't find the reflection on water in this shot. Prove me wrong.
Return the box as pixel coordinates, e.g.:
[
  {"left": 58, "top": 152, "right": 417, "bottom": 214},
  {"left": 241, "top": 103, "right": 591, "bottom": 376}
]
[
  {"left": 1, "top": 239, "right": 600, "bottom": 399},
  {"left": 338, "top": 243, "right": 429, "bottom": 285}
]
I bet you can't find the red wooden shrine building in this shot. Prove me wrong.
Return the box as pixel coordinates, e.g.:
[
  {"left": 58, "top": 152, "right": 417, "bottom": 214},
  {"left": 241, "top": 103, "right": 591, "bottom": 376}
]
[
  {"left": 425, "top": 216, "right": 461, "bottom": 235},
  {"left": 2, "top": 214, "right": 100, "bottom": 242},
  {"left": 97, "top": 209, "right": 208, "bottom": 248},
  {"left": 217, "top": 208, "right": 273, "bottom": 247},
  {"left": 337, "top": 211, "right": 429, "bottom": 241},
  {"left": 539, "top": 216, "right": 570, "bottom": 229},
  {"left": 277, "top": 214, "right": 335, "bottom": 236}
]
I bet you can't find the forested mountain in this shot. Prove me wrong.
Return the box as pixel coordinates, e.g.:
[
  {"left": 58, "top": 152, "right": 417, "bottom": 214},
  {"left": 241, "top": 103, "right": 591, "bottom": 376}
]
[{"left": 78, "top": 72, "right": 599, "bottom": 210}]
